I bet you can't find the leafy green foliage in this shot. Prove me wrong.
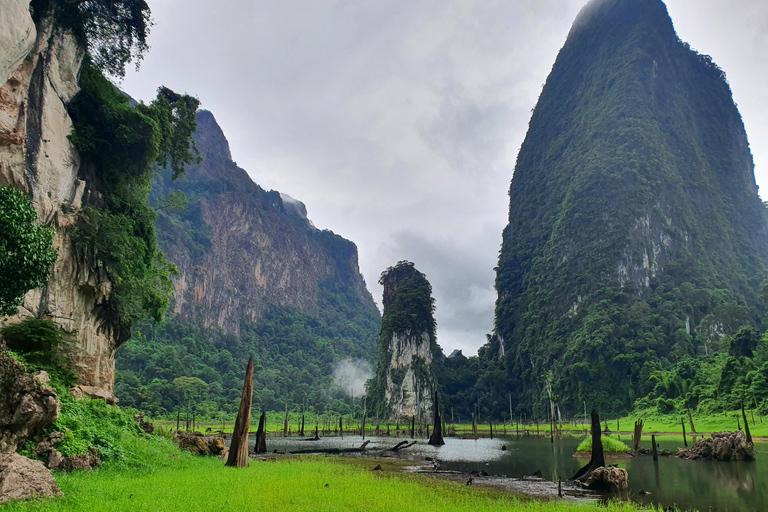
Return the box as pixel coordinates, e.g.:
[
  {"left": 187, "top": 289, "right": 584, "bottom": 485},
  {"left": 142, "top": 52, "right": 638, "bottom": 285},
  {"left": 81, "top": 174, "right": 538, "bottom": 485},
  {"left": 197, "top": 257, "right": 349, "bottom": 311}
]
[
  {"left": 0, "top": 187, "right": 57, "bottom": 317},
  {"left": 484, "top": 0, "right": 768, "bottom": 419},
  {"left": 1, "top": 318, "right": 76, "bottom": 389},
  {"left": 630, "top": 330, "right": 768, "bottom": 416},
  {"left": 31, "top": 0, "right": 152, "bottom": 78},
  {"left": 114, "top": 283, "right": 380, "bottom": 418},
  {"left": 68, "top": 60, "right": 199, "bottom": 345}
]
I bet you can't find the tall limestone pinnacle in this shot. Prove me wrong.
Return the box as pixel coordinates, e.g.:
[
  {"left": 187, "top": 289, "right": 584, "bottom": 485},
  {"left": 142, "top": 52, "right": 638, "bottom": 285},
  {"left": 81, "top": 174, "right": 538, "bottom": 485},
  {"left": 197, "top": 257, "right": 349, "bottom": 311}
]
[
  {"left": 369, "top": 261, "right": 441, "bottom": 422},
  {"left": 491, "top": 0, "right": 768, "bottom": 413}
]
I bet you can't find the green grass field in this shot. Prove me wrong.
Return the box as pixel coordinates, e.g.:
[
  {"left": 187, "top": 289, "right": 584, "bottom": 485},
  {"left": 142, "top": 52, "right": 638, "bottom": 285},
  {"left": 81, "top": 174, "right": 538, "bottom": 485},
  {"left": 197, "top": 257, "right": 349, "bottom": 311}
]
[{"left": 3, "top": 455, "right": 655, "bottom": 512}]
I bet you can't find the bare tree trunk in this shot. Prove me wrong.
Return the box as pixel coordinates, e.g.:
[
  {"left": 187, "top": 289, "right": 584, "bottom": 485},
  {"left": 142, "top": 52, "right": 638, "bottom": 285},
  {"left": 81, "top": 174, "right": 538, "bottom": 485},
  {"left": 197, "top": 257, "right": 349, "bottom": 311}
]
[
  {"left": 428, "top": 391, "right": 444, "bottom": 446},
  {"left": 226, "top": 356, "right": 254, "bottom": 467},
  {"left": 687, "top": 407, "right": 696, "bottom": 434},
  {"left": 681, "top": 418, "right": 687, "bottom": 447},
  {"left": 283, "top": 404, "right": 288, "bottom": 437},
  {"left": 632, "top": 419, "right": 643, "bottom": 452},
  {"left": 741, "top": 401, "right": 752, "bottom": 444},
  {"left": 652, "top": 434, "right": 658, "bottom": 461},
  {"left": 410, "top": 416, "right": 415, "bottom": 439}
]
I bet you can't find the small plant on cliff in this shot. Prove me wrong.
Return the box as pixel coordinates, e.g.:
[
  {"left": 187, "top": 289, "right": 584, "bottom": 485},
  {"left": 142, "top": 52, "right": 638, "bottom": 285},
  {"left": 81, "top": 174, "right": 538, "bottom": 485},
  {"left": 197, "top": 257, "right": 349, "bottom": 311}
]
[{"left": 0, "top": 186, "right": 58, "bottom": 317}]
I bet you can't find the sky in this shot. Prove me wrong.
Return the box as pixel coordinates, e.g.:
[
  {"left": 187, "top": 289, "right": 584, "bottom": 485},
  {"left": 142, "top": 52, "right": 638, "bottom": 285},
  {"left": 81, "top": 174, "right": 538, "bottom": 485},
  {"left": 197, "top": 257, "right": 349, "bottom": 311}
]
[{"left": 121, "top": 0, "right": 768, "bottom": 357}]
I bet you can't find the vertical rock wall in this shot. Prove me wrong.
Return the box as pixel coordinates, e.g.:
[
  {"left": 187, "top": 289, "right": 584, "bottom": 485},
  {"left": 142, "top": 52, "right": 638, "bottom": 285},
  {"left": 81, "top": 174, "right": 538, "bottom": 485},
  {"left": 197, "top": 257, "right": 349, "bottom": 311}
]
[{"left": 0, "top": 3, "right": 116, "bottom": 391}]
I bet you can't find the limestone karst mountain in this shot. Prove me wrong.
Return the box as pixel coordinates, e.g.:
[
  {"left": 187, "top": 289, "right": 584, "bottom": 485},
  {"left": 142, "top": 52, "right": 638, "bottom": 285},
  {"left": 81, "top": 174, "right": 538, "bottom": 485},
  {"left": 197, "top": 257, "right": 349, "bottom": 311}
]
[
  {"left": 114, "top": 110, "right": 381, "bottom": 412},
  {"left": 489, "top": 0, "right": 768, "bottom": 413}
]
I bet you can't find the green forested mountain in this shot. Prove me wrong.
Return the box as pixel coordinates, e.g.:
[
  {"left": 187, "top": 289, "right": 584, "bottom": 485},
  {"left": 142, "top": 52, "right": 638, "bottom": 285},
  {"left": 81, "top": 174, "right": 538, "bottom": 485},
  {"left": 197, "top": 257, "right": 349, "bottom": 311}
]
[
  {"left": 114, "top": 111, "right": 381, "bottom": 416},
  {"left": 484, "top": 0, "right": 768, "bottom": 417}
]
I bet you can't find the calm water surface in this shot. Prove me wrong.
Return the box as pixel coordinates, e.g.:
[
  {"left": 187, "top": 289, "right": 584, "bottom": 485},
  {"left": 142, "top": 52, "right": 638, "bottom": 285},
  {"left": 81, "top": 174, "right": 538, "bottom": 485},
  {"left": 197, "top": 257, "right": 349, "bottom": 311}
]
[{"left": 249, "top": 433, "right": 766, "bottom": 512}]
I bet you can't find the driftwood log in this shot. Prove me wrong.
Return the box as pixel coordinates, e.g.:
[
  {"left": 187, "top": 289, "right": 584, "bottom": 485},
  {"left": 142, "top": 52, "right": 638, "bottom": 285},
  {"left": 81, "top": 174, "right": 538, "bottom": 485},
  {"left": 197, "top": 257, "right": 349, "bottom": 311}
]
[
  {"left": 290, "top": 440, "right": 370, "bottom": 455},
  {"left": 226, "top": 356, "right": 254, "bottom": 467},
  {"left": 389, "top": 440, "right": 417, "bottom": 451},
  {"left": 254, "top": 412, "right": 267, "bottom": 454}
]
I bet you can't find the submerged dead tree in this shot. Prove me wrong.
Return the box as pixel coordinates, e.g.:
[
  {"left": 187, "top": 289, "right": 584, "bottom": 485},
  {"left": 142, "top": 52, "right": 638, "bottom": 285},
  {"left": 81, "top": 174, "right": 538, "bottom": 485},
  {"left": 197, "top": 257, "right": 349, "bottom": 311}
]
[
  {"left": 571, "top": 410, "right": 605, "bottom": 481},
  {"left": 632, "top": 419, "right": 644, "bottom": 452},
  {"left": 428, "top": 390, "right": 445, "bottom": 446},
  {"left": 741, "top": 401, "right": 753, "bottom": 444},
  {"left": 226, "top": 356, "right": 254, "bottom": 467},
  {"left": 254, "top": 412, "right": 267, "bottom": 454}
]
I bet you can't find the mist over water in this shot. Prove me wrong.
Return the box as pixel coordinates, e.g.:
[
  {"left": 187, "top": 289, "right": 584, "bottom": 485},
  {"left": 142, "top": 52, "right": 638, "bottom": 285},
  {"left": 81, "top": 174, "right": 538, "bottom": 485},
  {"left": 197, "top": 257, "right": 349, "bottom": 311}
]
[{"left": 332, "top": 359, "right": 373, "bottom": 398}]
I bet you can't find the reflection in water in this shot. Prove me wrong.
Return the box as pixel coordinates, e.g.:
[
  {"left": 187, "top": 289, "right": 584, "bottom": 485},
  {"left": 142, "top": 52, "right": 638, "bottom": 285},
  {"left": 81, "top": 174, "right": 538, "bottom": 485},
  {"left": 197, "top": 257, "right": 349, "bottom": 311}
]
[{"left": 258, "top": 435, "right": 767, "bottom": 512}]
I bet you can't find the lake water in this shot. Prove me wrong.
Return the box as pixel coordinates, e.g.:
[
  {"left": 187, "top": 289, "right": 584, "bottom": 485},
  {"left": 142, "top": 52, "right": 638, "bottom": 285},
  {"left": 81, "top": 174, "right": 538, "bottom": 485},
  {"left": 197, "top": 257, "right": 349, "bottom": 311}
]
[{"left": 245, "top": 432, "right": 768, "bottom": 511}]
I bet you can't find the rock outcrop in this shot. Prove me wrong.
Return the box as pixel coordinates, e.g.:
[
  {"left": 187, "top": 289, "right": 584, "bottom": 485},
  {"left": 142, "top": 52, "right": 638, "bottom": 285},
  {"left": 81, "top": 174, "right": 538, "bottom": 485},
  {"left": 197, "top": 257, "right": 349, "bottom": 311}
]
[
  {"left": 0, "top": 349, "right": 59, "bottom": 453},
  {"left": 47, "top": 450, "right": 101, "bottom": 472},
  {"left": 0, "top": 452, "right": 61, "bottom": 504},
  {"left": 0, "top": 3, "right": 117, "bottom": 391},
  {"left": 676, "top": 431, "right": 756, "bottom": 461}
]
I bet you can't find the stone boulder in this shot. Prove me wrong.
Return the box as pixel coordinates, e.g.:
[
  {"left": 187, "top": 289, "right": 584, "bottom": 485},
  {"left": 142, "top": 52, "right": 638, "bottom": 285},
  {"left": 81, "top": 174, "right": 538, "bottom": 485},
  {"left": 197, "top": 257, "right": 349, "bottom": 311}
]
[
  {"left": 0, "top": 453, "right": 61, "bottom": 504},
  {"left": 47, "top": 450, "right": 101, "bottom": 472},
  {"left": 578, "top": 466, "right": 629, "bottom": 492},
  {"left": 32, "top": 431, "right": 64, "bottom": 457},
  {"left": 173, "top": 431, "right": 226, "bottom": 456},
  {"left": 0, "top": 350, "right": 60, "bottom": 453},
  {"left": 73, "top": 385, "right": 119, "bottom": 406},
  {"left": 676, "top": 431, "right": 755, "bottom": 461}
]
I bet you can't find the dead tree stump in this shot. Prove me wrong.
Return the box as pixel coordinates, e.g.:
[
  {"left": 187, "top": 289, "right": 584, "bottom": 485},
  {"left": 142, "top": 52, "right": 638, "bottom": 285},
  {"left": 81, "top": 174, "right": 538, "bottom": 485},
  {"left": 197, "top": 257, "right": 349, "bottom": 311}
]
[
  {"left": 570, "top": 410, "right": 605, "bottom": 481},
  {"left": 254, "top": 412, "right": 267, "bottom": 454},
  {"left": 411, "top": 416, "right": 415, "bottom": 439},
  {"left": 226, "top": 356, "right": 254, "bottom": 467},
  {"left": 632, "top": 419, "right": 644, "bottom": 452},
  {"left": 682, "top": 418, "right": 687, "bottom": 447},
  {"left": 428, "top": 391, "right": 445, "bottom": 446},
  {"left": 652, "top": 434, "right": 658, "bottom": 461},
  {"left": 742, "top": 401, "right": 753, "bottom": 444}
]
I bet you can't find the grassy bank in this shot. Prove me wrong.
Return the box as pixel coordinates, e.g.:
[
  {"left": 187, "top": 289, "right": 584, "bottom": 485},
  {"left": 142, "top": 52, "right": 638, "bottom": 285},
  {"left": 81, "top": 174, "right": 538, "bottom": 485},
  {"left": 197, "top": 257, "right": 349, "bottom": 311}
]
[{"left": 4, "top": 455, "right": 653, "bottom": 512}]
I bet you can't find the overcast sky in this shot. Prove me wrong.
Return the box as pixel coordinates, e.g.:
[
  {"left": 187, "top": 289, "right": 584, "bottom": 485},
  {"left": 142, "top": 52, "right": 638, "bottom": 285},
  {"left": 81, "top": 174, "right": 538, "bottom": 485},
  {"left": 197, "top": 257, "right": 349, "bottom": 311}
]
[{"left": 122, "top": 0, "right": 768, "bottom": 357}]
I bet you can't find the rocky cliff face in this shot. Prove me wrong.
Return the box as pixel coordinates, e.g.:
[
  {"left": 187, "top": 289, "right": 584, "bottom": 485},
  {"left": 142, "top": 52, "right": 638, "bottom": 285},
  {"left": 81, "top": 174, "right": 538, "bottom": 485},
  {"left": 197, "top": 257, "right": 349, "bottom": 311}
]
[
  {"left": 370, "top": 261, "right": 440, "bottom": 422},
  {"left": 492, "top": 0, "right": 768, "bottom": 413},
  {"left": 0, "top": 3, "right": 115, "bottom": 390},
  {"left": 153, "top": 109, "right": 378, "bottom": 335}
]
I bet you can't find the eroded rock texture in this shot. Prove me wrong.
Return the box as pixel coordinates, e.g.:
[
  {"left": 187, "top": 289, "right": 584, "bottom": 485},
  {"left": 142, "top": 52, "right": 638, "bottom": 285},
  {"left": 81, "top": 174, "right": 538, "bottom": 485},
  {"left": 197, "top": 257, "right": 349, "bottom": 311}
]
[
  {"left": 0, "top": 350, "right": 59, "bottom": 453},
  {"left": 0, "top": 4, "right": 116, "bottom": 391}
]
